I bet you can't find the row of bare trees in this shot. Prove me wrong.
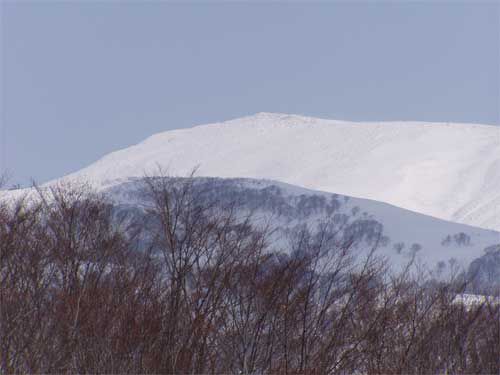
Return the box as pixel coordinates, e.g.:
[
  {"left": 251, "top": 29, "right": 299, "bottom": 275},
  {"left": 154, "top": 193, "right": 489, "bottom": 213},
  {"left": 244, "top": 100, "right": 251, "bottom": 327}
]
[{"left": 1, "top": 176, "right": 499, "bottom": 374}]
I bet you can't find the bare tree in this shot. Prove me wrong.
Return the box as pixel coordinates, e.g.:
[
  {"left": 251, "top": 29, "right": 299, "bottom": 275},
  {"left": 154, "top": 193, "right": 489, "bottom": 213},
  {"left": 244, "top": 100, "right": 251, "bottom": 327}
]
[{"left": 1, "top": 174, "right": 498, "bottom": 374}]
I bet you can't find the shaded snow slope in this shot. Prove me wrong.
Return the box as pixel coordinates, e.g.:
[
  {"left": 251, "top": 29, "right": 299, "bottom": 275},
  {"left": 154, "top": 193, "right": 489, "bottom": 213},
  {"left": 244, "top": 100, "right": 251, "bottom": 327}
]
[
  {"left": 105, "top": 177, "right": 499, "bottom": 274},
  {"left": 7, "top": 113, "right": 500, "bottom": 231}
]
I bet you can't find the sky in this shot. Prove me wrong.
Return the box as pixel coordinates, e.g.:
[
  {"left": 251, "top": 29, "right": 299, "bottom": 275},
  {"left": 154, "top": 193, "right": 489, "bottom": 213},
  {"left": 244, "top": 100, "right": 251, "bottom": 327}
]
[{"left": 1, "top": 2, "right": 499, "bottom": 186}]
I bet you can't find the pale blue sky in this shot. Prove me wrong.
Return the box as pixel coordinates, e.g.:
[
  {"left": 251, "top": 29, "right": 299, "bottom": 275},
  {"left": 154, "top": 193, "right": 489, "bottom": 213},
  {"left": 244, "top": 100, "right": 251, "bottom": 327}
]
[{"left": 1, "top": 2, "right": 499, "bottom": 186}]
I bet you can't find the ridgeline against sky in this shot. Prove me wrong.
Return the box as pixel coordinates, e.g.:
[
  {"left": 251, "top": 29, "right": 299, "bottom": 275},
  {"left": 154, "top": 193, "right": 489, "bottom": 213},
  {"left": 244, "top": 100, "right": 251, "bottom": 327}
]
[{"left": 1, "top": 2, "right": 499, "bottom": 185}]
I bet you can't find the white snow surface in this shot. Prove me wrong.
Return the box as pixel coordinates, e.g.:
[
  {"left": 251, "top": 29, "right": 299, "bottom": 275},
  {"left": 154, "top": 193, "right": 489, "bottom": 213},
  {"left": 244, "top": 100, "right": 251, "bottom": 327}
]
[{"left": 7, "top": 113, "right": 500, "bottom": 231}]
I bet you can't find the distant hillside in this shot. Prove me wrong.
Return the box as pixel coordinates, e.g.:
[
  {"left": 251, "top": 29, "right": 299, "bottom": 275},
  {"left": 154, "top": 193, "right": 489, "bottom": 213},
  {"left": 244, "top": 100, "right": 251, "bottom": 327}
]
[{"left": 105, "top": 177, "right": 499, "bottom": 280}]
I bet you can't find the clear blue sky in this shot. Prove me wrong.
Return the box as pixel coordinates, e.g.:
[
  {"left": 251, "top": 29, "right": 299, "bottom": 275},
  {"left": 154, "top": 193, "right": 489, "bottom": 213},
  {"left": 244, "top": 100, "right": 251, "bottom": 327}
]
[{"left": 1, "top": 2, "right": 499, "bottom": 186}]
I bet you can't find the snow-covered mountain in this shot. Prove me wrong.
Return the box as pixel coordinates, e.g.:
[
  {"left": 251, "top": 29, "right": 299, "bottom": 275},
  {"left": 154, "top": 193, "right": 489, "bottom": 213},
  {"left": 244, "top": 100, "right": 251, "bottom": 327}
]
[
  {"left": 51, "top": 113, "right": 500, "bottom": 231},
  {"left": 2, "top": 113, "right": 499, "bottom": 284}
]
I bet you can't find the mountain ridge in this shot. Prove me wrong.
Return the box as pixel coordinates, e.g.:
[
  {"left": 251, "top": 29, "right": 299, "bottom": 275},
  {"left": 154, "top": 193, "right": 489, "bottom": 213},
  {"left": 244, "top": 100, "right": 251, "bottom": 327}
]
[
  {"left": 4, "top": 113, "right": 500, "bottom": 231},
  {"left": 56, "top": 113, "right": 500, "bottom": 231}
]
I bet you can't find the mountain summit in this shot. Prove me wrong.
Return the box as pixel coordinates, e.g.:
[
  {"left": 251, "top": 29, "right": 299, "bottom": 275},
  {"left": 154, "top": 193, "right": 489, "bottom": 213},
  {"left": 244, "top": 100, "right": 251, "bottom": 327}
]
[{"left": 37, "top": 113, "right": 500, "bottom": 231}]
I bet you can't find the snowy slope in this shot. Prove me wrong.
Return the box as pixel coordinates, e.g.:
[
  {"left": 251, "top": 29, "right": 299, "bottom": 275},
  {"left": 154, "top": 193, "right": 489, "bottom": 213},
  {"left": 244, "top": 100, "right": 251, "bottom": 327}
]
[
  {"left": 105, "top": 177, "right": 499, "bottom": 274},
  {"left": 50, "top": 113, "right": 500, "bottom": 231}
]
